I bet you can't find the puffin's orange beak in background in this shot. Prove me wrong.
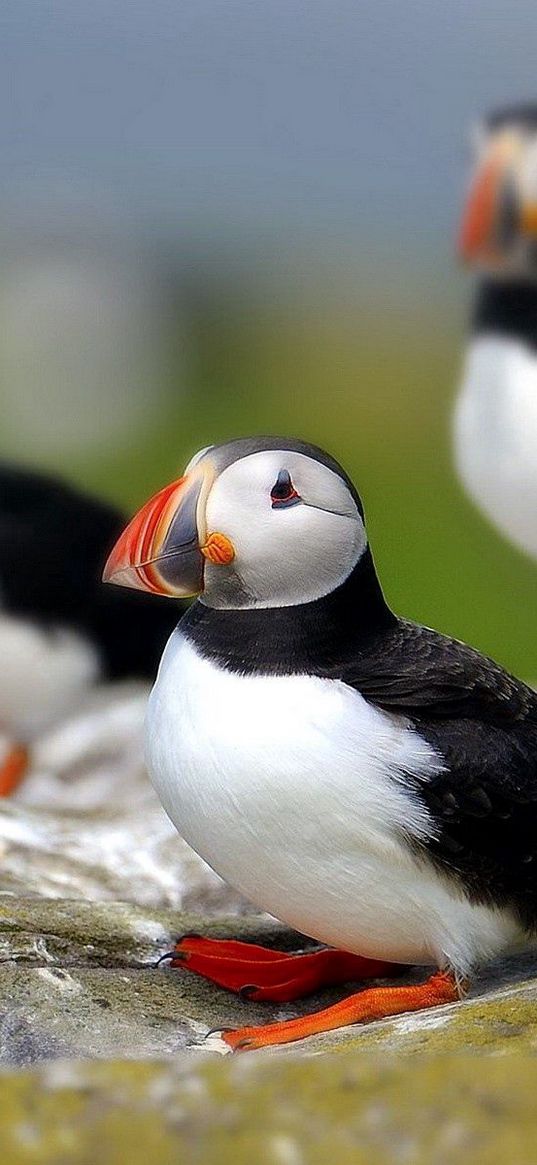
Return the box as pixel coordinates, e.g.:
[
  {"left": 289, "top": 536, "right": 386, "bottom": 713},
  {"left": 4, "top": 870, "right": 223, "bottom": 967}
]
[
  {"left": 103, "top": 463, "right": 234, "bottom": 598},
  {"left": 458, "top": 133, "right": 521, "bottom": 265}
]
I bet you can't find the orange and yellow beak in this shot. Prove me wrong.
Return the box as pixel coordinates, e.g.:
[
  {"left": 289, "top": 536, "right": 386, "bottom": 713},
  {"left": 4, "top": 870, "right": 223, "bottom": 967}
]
[
  {"left": 458, "top": 132, "right": 526, "bottom": 266},
  {"left": 103, "top": 464, "right": 235, "bottom": 598}
]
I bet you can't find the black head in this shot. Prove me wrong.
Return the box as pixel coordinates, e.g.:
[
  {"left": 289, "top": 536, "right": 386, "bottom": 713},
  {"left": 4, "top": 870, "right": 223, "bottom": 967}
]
[{"left": 104, "top": 436, "right": 371, "bottom": 611}]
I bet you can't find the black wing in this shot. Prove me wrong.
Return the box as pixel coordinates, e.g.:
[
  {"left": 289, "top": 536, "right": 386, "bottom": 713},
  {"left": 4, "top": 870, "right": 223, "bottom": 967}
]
[
  {"left": 346, "top": 619, "right": 536, "bottom": 722},
  {"left": 342, "top": 619, "right": 537, "bottom": 926}
]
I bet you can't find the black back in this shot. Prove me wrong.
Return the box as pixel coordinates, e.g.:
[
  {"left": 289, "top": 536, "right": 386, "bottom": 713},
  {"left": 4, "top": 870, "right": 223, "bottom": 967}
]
[{"left": 0, "top": 465, "right": 181, "bottom": 679}]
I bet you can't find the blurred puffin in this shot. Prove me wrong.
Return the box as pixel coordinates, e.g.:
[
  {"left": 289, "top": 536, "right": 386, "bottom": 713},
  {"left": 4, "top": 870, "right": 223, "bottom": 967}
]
[
  {"left": 105, "top": 437, "right": 537, "bottom": 1051},
  {"left": 456, "top": 103, "right": 537, "bottom": 558},
  {"left": 0, "top": 464, "right": 179, "bottom": 794}
]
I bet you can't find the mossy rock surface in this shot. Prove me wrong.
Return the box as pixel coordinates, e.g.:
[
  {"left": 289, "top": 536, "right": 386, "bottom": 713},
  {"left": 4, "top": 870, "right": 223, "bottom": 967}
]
[
  {"left": 0, "top": 898, "right": 537, "bottom": 1160},
  {"left": 0, "top": 898, "right": 278, "bottom": 970},
  {"left": 0, "top": 897, "right": 537, "bottom": 1065},
  {"left": 1, "top": 1053, "right": 537, "bottom": 1164}
]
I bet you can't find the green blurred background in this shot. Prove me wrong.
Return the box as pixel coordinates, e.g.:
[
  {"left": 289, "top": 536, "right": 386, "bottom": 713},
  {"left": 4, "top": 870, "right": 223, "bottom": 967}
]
[
  {"left": 1, "top": 1, "right": 536, "bottom": 677},
  {"left": 94, "top": 284, "right": 537, "bottom": 679}
]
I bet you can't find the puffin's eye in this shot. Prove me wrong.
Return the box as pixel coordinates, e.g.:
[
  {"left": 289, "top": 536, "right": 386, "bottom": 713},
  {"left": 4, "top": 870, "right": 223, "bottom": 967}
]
[{"left": 271, "top": 469, "right": 301, "bottom": 508}]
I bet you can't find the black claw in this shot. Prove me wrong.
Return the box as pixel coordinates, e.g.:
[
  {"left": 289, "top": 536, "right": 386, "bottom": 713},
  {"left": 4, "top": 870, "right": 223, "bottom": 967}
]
[
  {"left": 154, "top": 951, "right": 175, "bottom": 968},
  {"left": 239, "top": 984, "right": 259, "bottom": 1000},
  {"left": 155, "top": 948, "right": 189, "bottom": 968},
  {"left": 205, "top": 1026, "right": 234, "bottom": 1039}
]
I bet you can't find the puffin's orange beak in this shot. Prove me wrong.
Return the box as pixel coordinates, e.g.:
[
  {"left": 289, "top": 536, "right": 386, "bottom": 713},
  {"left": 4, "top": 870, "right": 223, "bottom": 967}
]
[
  {"left": 458, "top": 134, "right": 521, "bottom": 265},
  {"left": 103, "top": 466, "right": 214, "bottom": 598}
]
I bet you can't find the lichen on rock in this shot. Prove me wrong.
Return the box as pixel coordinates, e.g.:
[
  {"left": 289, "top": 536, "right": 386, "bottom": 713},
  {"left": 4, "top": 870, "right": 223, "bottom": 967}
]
[{"left": 1, "top": 1053, "right": 537, "bottom": 1164}]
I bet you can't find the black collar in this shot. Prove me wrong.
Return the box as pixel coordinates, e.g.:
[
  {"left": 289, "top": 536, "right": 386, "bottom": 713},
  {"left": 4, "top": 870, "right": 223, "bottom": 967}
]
[
  {"left": 473, "top": 279, "right": 537, "bottom": 350},
  {"left": 179, "top": 547, "right": 396, "bottom": 675}
]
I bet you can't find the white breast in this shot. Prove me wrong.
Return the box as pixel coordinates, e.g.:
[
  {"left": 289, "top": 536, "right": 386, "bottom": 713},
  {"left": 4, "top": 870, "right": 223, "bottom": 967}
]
[
  {"left": 455, "top": 335, "right": 537, "bottom": 558},
  {"left": 146, "top": 629, "right": 522, "bottom": 974},
  {"left": 0, "top": 613, "right": 100, "bottom": 741}
]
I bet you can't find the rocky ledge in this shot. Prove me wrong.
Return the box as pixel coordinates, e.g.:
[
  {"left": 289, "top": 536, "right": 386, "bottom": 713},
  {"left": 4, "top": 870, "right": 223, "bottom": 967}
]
[
  {"left": 0, "top": 898, "right": 535, "bottom": 1161},
  {"left": 1, "top": 1047, "right": 537, "bottom": 1164},
  {"left": 0, "top": 897, "right": 537, "bottom": 1064}
]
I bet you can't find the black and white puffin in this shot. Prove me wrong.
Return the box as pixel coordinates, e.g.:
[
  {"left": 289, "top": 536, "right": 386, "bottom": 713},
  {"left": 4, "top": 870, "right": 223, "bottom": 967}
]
[
  {"left": 456, "top": 104, "right": 537, "bottom": 558},
  {"left": 105, "top": 437, "right": 537, "bottom": 1051},
  {"left": 0, "top": 464, "right": 179, "bottom": 794}
]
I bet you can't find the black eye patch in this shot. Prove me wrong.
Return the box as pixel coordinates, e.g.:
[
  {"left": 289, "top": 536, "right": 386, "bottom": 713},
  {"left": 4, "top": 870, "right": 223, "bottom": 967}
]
[{"left": 271, "top": 470, "right": 301, "bottom": 508}]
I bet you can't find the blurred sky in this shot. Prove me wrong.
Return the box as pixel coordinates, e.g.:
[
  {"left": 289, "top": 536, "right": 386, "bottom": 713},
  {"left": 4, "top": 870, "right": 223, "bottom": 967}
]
[{"left": 3, "top": 0, "right": 537, "bottom": 265}]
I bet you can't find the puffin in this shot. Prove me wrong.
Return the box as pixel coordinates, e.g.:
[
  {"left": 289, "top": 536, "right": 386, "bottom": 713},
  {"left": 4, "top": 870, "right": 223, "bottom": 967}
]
[
  {"left": 0, "top": 463, "right": 179, "bottom": 794},
  {"left": 104, "top": 437, "right": 537, "bottom": 1051},
  {"left": 456, "top": 103, "right": 537, "bottom": 558}
]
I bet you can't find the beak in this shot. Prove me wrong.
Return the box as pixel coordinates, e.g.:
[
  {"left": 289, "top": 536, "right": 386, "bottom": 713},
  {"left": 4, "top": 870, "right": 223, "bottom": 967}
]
[
  {"left": 458, "top": 133, "right": 522, "bottom": 265},
  {"left": 103, "top": 465, "right": 213, "bottom": 598}
]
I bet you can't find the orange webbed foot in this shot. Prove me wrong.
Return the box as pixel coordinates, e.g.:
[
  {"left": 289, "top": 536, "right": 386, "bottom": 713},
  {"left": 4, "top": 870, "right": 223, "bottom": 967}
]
[
  {"left": 0, "top": 745, "right": 29, "bottom": 796},
  {"left": 221, "top": 969, "right": 460, "bottom": 1051},
  {"left": 163, "top": 934, "right": 401, "bottom": 1003}
]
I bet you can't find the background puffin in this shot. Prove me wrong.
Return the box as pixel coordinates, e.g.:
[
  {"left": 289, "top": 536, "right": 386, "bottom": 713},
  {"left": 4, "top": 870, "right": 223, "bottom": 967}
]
[
  {"left": 0, "top": 463, "right": 179, "bottom": 794},
  {"left": 455, "top": 103, "right": 537, "bottom": 559},
  {"left": 104, "top": 436, "right": 537, "bottom": 1052}
]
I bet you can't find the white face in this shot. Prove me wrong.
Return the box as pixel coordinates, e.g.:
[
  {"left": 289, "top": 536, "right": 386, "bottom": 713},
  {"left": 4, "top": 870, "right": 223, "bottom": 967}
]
[
  {"left": 202, "top": 450, "right": 366, "bottom": 609},
  {"left": 517, "top": 134, "right": 537, "bottom": 203}
]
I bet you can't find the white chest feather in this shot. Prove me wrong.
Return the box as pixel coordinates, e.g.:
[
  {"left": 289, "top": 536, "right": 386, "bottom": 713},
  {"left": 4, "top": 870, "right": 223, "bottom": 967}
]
[
  {"left": 455, "top": 335, "right": 537, "bottom": 556},
  {"left": 0, "top": 614, "right": 100, "bottom": 741},
  {"left": 146, "top": 630, "right": 522, "bottom": 973}
]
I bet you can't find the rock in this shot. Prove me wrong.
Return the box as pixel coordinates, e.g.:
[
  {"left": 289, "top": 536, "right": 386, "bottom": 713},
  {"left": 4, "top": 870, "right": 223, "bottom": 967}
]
[
  {"left": 0, "top": 966, "right": 244, "bottom": 1065},
  {"left": 0, "top": 682, "right": 248, "bottom": 913},
  {"left": 0, "top": 899, "right": 297, "bottom": 970},
  {"left": 1, "top": 900, "right": 537, "bottom": 1159},
  {"left": 286, "top": 964, "right": 537, "bottom": 1057},
  {"left": 2, "top": 898, "right": 537, "bottom": 1066},
  {"left": 0, "top": 1053, "right": 537, "bottom": 1163},
  {"left": 0, "top": 899, "right": 321, "bottom": 1066}
]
